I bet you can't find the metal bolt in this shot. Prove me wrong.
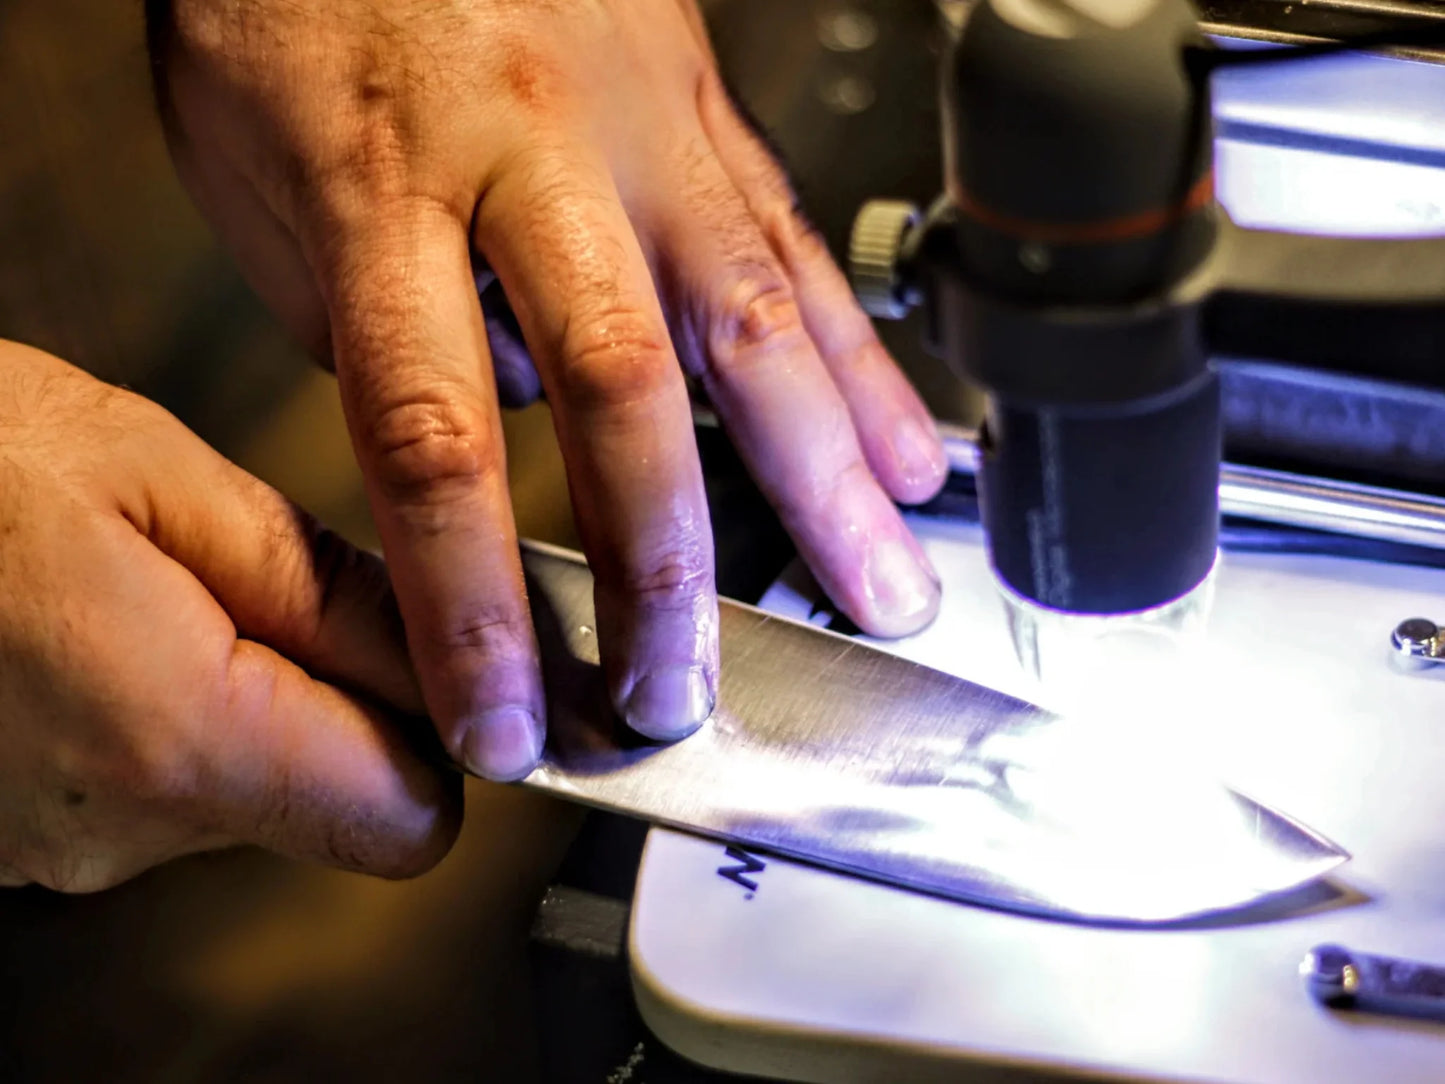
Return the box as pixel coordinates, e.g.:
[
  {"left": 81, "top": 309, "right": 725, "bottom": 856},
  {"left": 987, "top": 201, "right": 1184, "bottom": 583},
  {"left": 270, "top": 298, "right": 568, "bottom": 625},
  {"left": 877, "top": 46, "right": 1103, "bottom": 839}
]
[{"left": 1391, "top": 617, "right": 1443, "bottom": 670}]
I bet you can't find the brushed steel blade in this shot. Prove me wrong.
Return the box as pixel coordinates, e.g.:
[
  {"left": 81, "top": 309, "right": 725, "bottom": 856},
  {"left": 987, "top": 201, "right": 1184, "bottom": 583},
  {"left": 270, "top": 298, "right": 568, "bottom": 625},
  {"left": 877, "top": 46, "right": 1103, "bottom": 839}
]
[{"left": 519, "top": 542, "right": 1348, "bottom": 924}]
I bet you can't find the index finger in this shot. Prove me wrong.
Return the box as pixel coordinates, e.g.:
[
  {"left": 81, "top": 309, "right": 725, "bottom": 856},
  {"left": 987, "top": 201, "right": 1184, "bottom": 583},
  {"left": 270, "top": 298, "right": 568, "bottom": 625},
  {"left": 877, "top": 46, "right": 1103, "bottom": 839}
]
[{"left": 311, "top": 197, "right": 544, "bottom": 781}]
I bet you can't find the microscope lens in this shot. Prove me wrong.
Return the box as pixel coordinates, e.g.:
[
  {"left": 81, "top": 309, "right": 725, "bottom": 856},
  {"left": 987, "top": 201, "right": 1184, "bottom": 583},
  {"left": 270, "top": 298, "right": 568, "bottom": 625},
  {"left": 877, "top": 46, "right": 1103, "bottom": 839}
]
[
  {"left": 977, "top": 369, "right": 1221, "bottom": 616},
  {"left": 977, "top": 370, "right": 1222, "bottom": 696}
]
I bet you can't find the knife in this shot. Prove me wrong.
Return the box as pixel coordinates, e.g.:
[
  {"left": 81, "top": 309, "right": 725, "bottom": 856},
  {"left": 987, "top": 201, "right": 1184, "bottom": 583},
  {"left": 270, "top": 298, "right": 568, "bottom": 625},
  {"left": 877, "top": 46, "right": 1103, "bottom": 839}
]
[{"left": 517, "top": 541, "right": 1348, "bottom": 925}]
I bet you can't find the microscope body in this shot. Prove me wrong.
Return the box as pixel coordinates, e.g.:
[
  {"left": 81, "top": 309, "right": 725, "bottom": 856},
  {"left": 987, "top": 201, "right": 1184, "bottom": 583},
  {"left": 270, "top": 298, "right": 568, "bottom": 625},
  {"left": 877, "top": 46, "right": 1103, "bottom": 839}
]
[{"left": 855, "top": 0, "right": 1227, "bottom": 628}]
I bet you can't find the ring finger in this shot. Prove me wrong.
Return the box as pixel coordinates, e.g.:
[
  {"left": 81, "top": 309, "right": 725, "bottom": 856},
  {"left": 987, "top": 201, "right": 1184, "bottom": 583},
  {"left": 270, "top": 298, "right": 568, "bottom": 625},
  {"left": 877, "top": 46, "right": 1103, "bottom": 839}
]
[{"left": 637, "top": 134, "right": 940, "bottom": 638}]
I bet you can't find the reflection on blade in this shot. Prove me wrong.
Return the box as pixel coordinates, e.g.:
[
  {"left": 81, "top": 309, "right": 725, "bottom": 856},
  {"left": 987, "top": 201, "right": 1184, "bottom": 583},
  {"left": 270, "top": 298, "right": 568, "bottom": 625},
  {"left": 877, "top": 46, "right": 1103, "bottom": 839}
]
[{"left": 518, "top": 542, "right": 1348, "bottom": 925}]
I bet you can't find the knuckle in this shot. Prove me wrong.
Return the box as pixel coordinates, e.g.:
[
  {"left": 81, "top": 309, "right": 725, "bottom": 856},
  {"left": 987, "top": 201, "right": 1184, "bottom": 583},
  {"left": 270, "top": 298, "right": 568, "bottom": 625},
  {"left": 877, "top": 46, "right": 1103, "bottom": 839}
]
[
  {"left": 315, "top": 115, "right": 437, "bottom": 218},
  {"left": 324, "top": 140, "right": 411, "bottom": 210},
  {"left": 492, "top": 33, "right": 571, "bottom": 114},
  {"left": 613, "top": 546, "right": 716, "bottom": 611},
  {"left": 365, "top": 397, "right": 500, "bottom": 507},
  {"left": 557, "top": 310, "right": 675, "bottom": 413},
  {"left": 297, "top": 118, "right": 468, "bottom": 236},
  {"left": 707, "top": 273, "right": 807, "bottom": 375},
  {"left": 429, "top": 598, "right": 532, "bottom": 658}
]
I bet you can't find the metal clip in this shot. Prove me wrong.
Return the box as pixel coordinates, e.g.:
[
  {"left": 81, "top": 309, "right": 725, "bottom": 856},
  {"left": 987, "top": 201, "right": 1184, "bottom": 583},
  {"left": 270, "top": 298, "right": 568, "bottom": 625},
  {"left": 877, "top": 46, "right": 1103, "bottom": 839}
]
[{"left": 1391, "top": 618, "right": 1445, "bottom": 670}]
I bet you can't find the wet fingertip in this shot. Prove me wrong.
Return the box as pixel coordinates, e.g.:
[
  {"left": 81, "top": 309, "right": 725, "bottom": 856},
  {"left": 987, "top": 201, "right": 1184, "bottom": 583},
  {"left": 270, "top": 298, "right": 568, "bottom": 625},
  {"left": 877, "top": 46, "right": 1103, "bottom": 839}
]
[
  {"left": 857, "top": 536, "right": 943, "bottom": 639},
  {"left": 622, "top": 665, "right": 716, "bottom": 742},
  {"left": 458, "top": 707, "right": 545, "bottom": 782},
  {"left": 889, "top": 413, "right": 950, "bottom": 504},
  {"left": 914, "top": 535, "right": 943, "bottom": 588},
  {"left": 854, "top": 587, "right": 942, "bottom": 640}
]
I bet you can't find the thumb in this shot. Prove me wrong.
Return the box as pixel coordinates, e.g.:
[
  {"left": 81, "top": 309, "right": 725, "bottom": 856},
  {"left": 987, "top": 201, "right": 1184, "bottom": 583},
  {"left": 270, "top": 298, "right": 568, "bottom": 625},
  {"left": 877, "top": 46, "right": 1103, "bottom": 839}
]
[
  {"left": 207, "top": 640, "right": 462, "bottom": 878},
  {"left": 128, "top": 409, "right": 425, "bottom": 717}
]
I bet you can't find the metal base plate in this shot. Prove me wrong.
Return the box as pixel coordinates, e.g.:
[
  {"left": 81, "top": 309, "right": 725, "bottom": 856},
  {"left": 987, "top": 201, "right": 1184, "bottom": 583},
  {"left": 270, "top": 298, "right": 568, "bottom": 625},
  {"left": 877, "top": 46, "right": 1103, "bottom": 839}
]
[{"left": 630, "top": 515, "right": 1445, "bottom": 1082}]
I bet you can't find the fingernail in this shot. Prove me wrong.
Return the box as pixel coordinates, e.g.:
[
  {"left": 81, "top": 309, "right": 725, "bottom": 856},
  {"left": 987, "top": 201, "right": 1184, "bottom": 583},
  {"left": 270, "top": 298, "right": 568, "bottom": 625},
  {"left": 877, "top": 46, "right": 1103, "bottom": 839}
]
[
  {"left": 460, "top": 707, "right": 544, "bottom": 782},
  {"left": 863, "top": 538, "right": 941, "bottom": 636},
  {"left": 624, "top": 666, "right": 715, "bottom": 741},
  {"left": 894, "top": 414, "right": 948, "bottom": 493}
]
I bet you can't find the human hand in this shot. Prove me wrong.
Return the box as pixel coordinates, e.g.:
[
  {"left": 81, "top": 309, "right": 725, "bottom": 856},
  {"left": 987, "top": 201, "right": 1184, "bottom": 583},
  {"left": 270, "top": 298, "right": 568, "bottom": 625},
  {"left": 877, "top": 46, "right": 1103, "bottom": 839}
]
[
  {"left": 0, "top": 343, "right": 459, "bottom": 892},
  {"left": 147, "top": 0, "right": 948, "bottom": 780}
]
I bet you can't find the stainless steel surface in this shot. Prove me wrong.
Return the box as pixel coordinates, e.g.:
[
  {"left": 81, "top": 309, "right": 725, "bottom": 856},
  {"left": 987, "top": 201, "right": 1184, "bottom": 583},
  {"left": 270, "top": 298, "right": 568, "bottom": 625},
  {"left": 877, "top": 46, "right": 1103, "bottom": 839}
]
[
  {"left": 518, "top": 542, "right": 1347, "bottom": 925},
  {"left": 847, "top": 198, "right": 919, "bottom": 319},
  {"left": 1218, "top": 466, "right": 1445, "bottom": 551},
  {"left": 938, "top": 424, "right": 1445, "bottom": 551},
  {"left": 1303, "top": 944, "right": 1445, "bottom": 1018}
]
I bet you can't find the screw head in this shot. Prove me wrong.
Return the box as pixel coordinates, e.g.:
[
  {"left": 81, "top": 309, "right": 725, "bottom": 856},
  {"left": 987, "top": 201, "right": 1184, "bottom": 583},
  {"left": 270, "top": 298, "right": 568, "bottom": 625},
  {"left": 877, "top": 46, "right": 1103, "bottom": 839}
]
[
  {"left": 1394, "top": 617, "right": 1439, "bottom": 651},
  {"left": 1392, "top": 618, "right": 1441, "bottom": 669}
]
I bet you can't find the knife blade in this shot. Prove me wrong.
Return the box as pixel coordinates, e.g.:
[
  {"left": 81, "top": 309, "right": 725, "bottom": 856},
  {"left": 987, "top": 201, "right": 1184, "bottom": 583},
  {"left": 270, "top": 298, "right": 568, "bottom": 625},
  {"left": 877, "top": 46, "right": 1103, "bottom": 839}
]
[{"left": 518, "top": 541, "right": 1348, "bottom": 925}]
